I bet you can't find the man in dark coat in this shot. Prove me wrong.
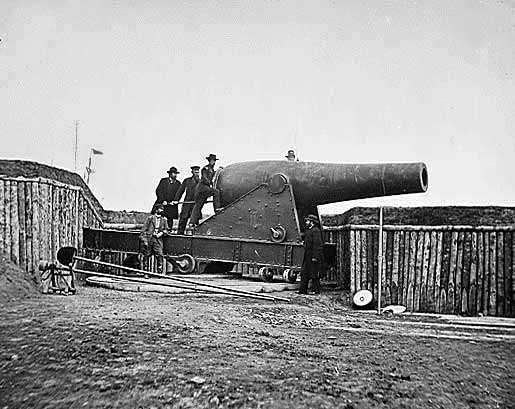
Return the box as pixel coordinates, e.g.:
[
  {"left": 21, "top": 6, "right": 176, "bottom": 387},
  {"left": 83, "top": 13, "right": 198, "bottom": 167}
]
[
  {"left": 173, "top": 165, "right": 200, "bottom": 234},
  {"left": 190, "top": 154, "right": 222, "bottom": 226},
  {"left": 155, "top": 166, "right": 181, "bottom": 230},
  {"left": 299, "top": 214, "right": 325, "bottom": 295},
  {"left": 139, "top": 204, "right": 169, "bottom": 274}
]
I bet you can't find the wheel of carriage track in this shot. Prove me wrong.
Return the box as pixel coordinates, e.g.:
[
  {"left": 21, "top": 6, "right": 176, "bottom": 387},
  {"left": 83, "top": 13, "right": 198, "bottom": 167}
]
[
  {"left": 174, "top": 254, "right": 196, "bottom": 274},
  {"left": 203, "top": 261, "right": 236, "bottom": 274},
  {"left": 258, "top": 267, "right": 275, "bottom": 282},
  {"left": 282, "top": 268, "right": 298, "bottom": 283}
]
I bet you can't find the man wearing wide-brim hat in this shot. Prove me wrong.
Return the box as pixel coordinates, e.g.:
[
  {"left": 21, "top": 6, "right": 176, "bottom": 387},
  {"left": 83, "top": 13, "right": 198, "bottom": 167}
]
[
  {"left": 299, "top": 214, "right": 325, "bottom": 295},
  {"left": 190, "top": 154, "right": 222, "bottom": 226},
  {"left": 154, "top": 166, "right": 182, "bottom": 229}
]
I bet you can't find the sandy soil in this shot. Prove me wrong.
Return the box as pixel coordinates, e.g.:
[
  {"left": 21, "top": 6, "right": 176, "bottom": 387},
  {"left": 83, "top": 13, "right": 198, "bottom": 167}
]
[{"left": 1, "top": 285, "right": 514, "bottom": 409}]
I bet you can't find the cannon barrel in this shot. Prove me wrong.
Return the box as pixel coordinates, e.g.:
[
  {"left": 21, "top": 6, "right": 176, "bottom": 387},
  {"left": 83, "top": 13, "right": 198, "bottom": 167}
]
[{"left": 215, "top": 161, "right": 428, "bottom": 210}]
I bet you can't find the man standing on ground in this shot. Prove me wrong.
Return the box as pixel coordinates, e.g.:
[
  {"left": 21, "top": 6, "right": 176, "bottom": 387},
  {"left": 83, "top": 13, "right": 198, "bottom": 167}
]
[
  {"left": 155, "top": 167, "right": 181, "bottom": 230},
  {"left": 173, "top": 165, "right": 200, "bottom": 234},
  {"left": 190, "top": 154, "right": 222, "bottom": 226},
  {"left": 299, "top": 214, "right": 325, "bottom": 295},
  {"left": 139, "top": 204, "right": 169, "bottom": 274}
]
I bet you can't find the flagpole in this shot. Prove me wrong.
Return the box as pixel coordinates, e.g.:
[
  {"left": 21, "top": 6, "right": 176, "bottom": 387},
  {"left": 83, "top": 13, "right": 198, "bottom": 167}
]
[
  {"left": 74, "top": 120, "right": 79, "bottom": 171},
  {"left": 86, "top": 149, "right": 92, "bottom": 184}
]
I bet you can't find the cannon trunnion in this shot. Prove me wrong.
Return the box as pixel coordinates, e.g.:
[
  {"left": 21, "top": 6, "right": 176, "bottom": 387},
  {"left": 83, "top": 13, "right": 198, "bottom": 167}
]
[{"left": 83, "top": 160, "right": 428, "bottom": 281}]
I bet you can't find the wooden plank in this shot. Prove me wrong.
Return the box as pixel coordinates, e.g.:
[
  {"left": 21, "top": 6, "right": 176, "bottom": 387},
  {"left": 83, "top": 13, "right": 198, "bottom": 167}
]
[
  {"left": 0, "top": 179, "right": 4, "bottom": 255},
  {"left": 366, "top": 230, "right": 375, "bottom": 292},
  {"left": 461, "top": 231, "right": 472, "bottom": 315},
  {"left": 342, "top": 230, "right": 349, "bottom": 289},
  {"left": 413, "top": 231, "right": 424, "bottom": 312},
  {"left": 65, "top": 187, "right": 72, "bottom": 247},
  {"left": 25, "top": 182, "right": 33, "bottom": 273},
  {"left": 355, "top": 229, "right": 362, "bottom": 290},
  {"left": 391, "top": 231, "right": 400, "bottom": 305},
  {"left": 371, "top": 229, "right": 378, "bottom": 300},
  {"left": 381, "top": 227, "right": 388, "bottom": 306},
  {"left": 427, "top": 231, "right": 437, "bottom": 312},
  {"left": 505, "top": 232, "right": 513, "bottom": 317},
  {"left": 488, "top": 232, "right": 497, "bottom": 316},
  {"left": 385, "top": 230, "right": 394, "bottom": 305},
  {"left": 420, "top": 231, "right": 431, "bottom": 312},
  {"left": 455, "top": 232, "right": 465, "bottom": 314},
  {"left": 439, "top": 231, "right": 451, "bottom": 313},
  {"left": 497, "top": 232, "right": 504, "bottom": 316},
  {"left": 17, "top": 182, "right": 27, "bottom": 270},
  {"left": 448, "top": 231, "right": 459, "bottom": 314},
  {"left": 31, "top": 182, "right": 40, "bottom": 269},
  {"left": 397, "top": 231, "right": 405, "bottom": 306},
  {"left": 407, "top": 231, "right": 417, "bottom": 311},
  {"left": 360, "top": 228, "right": 368, "bottom": 291},
  {"left": 476, "top": 232, "right": 483, "bottom": 314},
  {"left": 10, "top": 182, "right": 20, "bottom": 264},
  {"left": 401, "top": 231, "right": 410, "bottom": 308},
  {"left": 469, "top": 232, "right": 478, "bottom": 315},
  {"left": 350, "top": 229, "right": 356, "bottom": 294},
  {"left": 512, "top": 231, "right": 515, "bottom": 317},
  {"left": 44, "top": 183, "right": 53, "bottom": 263},
  {"left": 52, "top": 184, "right": 59, "bottom": 260},
  {"left": 77, "top": 194, "right": 84, "bottom": 250},
  {"left": 482, "top": 232, "right": 489, "bottom": 315},
  {"left": 434, "top": 232, "right": 443, "bottom": 313}
]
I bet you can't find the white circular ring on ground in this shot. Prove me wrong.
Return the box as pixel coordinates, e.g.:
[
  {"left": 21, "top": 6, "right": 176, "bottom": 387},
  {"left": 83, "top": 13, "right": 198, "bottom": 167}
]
[{"left": 353, "top": 289, "right": 373, "bottom": 307}]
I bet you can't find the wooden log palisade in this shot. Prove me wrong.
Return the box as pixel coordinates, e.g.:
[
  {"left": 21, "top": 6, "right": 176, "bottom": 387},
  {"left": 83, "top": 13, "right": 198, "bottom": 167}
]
[
  {"left": 324, "top": 223, "right": 515, "bottom": 317},
  {"left": 0, "top": 175, "right": 103, "bottom": 274}
]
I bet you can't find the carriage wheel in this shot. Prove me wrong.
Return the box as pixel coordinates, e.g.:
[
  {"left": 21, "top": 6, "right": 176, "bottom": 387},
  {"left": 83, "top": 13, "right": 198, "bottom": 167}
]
[
  {"left": 175, "top": 254, "right": 196, "bottom": 274},
  {"left": 282, "top": 268, "right": 298, "bottom": 283},
  {"left": 258, "top": 267, "right": 275, "bottom": 282}
]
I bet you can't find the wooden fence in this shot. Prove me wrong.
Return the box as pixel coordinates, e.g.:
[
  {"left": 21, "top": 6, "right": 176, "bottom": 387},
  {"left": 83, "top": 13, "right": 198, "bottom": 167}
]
[
  {"left": 324, "top": 225, "right": 515, "bottom": 317},
  {"left": 0, "top": 175, "right": 103, "bottom": 274}
]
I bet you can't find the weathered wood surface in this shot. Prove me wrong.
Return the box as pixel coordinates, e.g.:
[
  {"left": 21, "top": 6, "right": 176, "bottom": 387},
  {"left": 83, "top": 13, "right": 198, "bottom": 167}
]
[
  {"left": 325, "top": 224, "right": 515, "bottom": 317},
  {"left": 0, "top": 176, "right": 103, "bottom": 274}
]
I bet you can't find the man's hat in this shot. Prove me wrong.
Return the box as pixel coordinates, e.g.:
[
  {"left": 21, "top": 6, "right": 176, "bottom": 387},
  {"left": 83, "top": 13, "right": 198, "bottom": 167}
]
[
  {"left": 190, "top": 165, "right": 200, "bottom": 171},
  {"left": 205, "top": 154, "right": 219, "bottom": 161},
  {"left": 305, "top": 214, "right": 319, "bottom": 224},
  {"left": 167, "top": 166, "right": 180, "bottom": 174},
  {"left": 285, "top": 150, "right": 295, "bottom": 158}
]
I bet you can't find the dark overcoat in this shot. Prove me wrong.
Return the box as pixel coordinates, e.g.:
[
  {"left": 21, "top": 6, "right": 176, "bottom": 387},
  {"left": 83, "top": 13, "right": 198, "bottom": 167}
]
[
  {"left": 155, "top": 177, "right": 181, "bottom": 219},
  {"left": 174, "top": 176, "right": 199, "bottom": 202},
  {"left": 302, "top": 225, "right": 325, "bottom": 279}
]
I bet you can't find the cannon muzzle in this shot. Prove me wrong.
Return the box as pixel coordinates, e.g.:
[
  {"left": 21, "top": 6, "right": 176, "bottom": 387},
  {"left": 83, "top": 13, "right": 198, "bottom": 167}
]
[{"left": 216, "top": 161, "right": 428, "bottom": 214}]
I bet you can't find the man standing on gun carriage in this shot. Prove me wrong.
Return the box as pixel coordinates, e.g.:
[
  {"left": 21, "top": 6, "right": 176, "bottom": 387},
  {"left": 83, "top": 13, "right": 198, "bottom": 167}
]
[
  {"left": 139, "top": 204, "right": 169, "bottom": 274},
  {"left": 299, "top": 214, "right": 325, "bottom": 295},
  {"left": 173, "top": 165, "right": 201, "bottom": 234},
  {"left": 155, "top": 166, "right": 181, "bottom": 230},
  {"left": 189, "top": 154, "right": 222, "bottom": 227}
]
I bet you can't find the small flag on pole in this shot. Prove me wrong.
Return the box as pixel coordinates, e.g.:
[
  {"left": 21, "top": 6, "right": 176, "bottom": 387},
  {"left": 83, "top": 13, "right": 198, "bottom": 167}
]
[{"left": 91, "top": 148, "right": 103, "bottom": 155}]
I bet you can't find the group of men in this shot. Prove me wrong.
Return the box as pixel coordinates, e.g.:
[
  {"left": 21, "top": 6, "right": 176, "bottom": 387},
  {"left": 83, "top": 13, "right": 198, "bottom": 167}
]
[
  {"left": 138, "top": 149, "right": 324, "bottom": 295},
  {"left": 152, "top": 153, "right": 222, "bottom": 234},
  {"left": 139, "top": 153, "right": 221, "bottom": 273}
]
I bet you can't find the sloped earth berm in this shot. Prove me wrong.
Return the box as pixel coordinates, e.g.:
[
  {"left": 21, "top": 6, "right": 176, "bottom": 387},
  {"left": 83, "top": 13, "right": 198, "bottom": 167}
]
[{"left": 0, "top": 286, "right": 514, "bottom": 409}]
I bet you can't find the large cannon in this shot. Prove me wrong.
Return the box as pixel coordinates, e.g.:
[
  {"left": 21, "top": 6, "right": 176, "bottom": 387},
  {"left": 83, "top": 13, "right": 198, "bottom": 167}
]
[{"left": 83, "top": 160, "right": 428, "bottom": 281}]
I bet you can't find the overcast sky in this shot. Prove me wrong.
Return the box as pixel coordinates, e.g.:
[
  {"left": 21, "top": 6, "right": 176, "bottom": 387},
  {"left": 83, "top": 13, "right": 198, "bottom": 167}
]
[{"left": 1, "top": 0, "right": 514, "bottom": 214}]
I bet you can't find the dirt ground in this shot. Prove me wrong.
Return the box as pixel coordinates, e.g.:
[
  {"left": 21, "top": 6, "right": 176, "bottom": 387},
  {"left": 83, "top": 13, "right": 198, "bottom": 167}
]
[{"left": 1, "top": 284, "right": 515, "bottom": 409}]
